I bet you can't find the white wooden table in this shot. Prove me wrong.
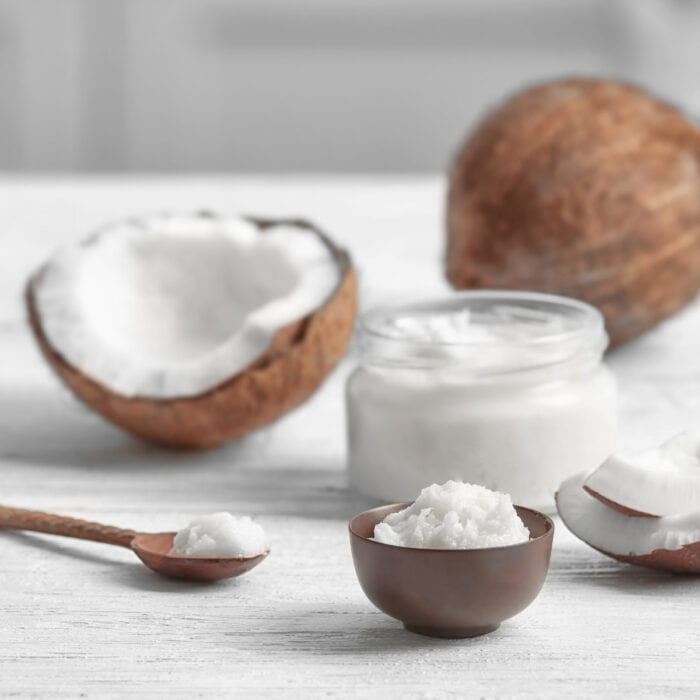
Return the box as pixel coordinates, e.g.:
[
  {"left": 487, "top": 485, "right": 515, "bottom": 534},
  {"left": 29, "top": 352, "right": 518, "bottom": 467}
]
[{"left": 1, "top": 177, "right": 699, "bottom": 698}]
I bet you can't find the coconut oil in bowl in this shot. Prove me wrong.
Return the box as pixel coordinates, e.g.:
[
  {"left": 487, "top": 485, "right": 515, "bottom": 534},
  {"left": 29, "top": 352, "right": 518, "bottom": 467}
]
[{"left": 345, "top": 291, "right": 617, "bottom": 511}]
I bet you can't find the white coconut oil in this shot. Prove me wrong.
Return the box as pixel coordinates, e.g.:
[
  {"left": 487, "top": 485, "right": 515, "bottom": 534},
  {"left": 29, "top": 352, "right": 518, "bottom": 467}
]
[
  {"left": 170, "top": 513, "right": 267, "bottom": 558},
  {"left": 346, "top": 291, "right": 617, "bottom": 510},
  {"left": 373, "top": 480, "right": 529, "bottom": 549}
]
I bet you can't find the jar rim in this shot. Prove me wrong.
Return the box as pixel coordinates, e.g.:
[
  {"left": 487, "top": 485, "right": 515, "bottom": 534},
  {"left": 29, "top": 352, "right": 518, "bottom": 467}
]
[{"left": 358, "top": 290, "right": 608, "bottom": 376}]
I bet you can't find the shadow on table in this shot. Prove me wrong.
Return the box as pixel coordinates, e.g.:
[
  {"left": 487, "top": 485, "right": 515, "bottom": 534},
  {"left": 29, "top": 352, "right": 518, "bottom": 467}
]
[
  {"left": 0, "top": 385, "right": 379, "bottom": 521},
  {"left": 553, "top": 556, "right": 700, "bottom": 594},
  {"left": 240, "top": 605, "right": 506, "bottom": 654},
  {"left": 3, "top": 530, "right": 123, "bottom": 567},
  {"left": 114, "top": 561, "right": 261, "bottom": 594},
  {"left": 305, "top": 623, "right": 501, "bottom": 654},
  {"left": 0, "top": 385, "right": 181, "bottom": 469}
]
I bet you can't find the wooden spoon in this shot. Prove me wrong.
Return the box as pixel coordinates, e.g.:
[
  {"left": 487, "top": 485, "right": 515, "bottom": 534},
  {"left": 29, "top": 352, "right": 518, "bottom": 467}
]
[{"left": 0, "top": 505, "right": 269, "bottom": 581}]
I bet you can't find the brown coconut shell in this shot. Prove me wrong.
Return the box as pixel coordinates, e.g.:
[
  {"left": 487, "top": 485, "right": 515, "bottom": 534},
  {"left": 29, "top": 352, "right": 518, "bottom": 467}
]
[
  {"left": 593, "top": 542, "right": 700, "bottom": 575},
  {"left": 27, "top": 218, "right": 357, "bottom": 449},
  {"left": 582, "top": 486, "right": 658, "bottom": 519},
  {"left": 447, "top": 78, "right": 700, "bottom": 347}
]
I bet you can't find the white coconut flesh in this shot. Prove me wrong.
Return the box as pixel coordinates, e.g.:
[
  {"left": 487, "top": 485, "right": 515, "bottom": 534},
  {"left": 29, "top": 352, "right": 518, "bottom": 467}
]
[
  {"left": 33, "top": 214, "right": 341, "bottom": 398},
  {"left": 557, "top": 472, "right": 700, "bottom": 556},
  {"left": 584, "top": 432, "right": 700, "bottom": 517}
]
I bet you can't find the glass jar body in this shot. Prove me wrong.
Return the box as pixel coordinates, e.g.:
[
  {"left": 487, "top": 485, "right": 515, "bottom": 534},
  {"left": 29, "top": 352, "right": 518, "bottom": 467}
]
[{"left": 346, "top": 362, "right": 617, "bottom": 510}]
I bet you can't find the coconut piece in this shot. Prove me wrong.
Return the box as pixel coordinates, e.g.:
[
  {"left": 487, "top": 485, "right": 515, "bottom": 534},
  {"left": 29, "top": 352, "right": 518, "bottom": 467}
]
[
  {"left": 446, "top": 78, "right": 700, "bottom": 347},
  {"left": 27, "top": 214, "right": 356, "bottom": 448},
  {"left": 584, "top": 432, "right": 700, "bottom": 517},
  {"left": 556, "top": 472, "right": 700, "bottom": 573}
]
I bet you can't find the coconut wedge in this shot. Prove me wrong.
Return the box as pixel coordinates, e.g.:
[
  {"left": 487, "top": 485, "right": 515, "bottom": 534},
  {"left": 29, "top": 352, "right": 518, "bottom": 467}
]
[
  {"left": 584, "top": 433, "right": 700, "bottom": 517},
  {"left": 556, "top": 472, "right": 700, "bottom": 573},
  {"left": 27, "top": 214, "right": 357, "bottom": 448}
]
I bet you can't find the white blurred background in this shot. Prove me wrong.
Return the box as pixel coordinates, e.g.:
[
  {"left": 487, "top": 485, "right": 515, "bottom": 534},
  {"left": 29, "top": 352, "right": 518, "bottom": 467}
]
[{"left": 1, "top": 0, "right": 699, "bottom": 173}]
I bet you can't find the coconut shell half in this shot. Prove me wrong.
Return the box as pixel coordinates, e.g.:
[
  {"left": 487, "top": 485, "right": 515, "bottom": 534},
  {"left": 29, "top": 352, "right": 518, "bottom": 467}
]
[
  {"left": 556, "top": 472, "right": 700, "bottom": 574},
  {"left": 27, "top": 218, "right": 357, "bottom": 449},
  {"left": 447, "top": 78, "right": 700, "bottom": 347}
]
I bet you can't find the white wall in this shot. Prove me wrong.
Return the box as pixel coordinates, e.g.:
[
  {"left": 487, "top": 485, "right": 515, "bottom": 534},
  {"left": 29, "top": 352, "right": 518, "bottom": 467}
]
[{"left": 0, "top": 0, "right": 698, "bottom": 173}]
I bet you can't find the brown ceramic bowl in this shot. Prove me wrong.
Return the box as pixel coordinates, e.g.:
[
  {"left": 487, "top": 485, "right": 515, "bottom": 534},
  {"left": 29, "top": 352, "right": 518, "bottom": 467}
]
[{"left": 349, "top": 503, "right": 554, "bottom": 638}]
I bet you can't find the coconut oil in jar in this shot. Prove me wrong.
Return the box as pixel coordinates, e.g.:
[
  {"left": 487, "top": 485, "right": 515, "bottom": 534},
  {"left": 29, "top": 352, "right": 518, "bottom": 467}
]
[{"left": 346, "top": 291, "right": 617, "bottom": 510}]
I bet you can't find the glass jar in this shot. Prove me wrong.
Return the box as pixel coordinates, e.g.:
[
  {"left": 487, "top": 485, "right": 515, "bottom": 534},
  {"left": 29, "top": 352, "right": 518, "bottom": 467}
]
[{"left": 346, "top": 291, "right": 617, "bottom": 511}]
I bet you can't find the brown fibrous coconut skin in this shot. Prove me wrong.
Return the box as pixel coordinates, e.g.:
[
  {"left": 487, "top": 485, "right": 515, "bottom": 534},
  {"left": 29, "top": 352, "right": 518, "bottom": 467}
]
[
  {"left": 595, "top": 542, "right": 700, "bottom": 575},
  {"left": 27, "top": 218, "right": 357, "bottom": 449},
  {"left": 447, "top": 77, "right": 700, "bottom": 347},
  {"left": 582, "top": 485, "right": 657, "bottom": 519}
]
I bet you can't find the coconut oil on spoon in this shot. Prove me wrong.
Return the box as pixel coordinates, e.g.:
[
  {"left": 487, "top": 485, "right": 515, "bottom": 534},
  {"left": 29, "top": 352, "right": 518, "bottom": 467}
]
[{"left": 0, "top": 505, "right": 269, "bottom": 581}]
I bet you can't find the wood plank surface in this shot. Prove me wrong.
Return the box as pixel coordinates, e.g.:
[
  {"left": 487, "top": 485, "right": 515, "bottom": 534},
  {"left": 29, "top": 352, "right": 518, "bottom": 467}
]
[{"left": 1, "top": 178, "right": 699, "bottom": 698}]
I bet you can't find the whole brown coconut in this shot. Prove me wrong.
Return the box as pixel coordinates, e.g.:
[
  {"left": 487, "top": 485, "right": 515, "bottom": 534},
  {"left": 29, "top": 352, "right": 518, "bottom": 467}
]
[{"left": 447, "top": 78, "right": 700, "bottom": 347}]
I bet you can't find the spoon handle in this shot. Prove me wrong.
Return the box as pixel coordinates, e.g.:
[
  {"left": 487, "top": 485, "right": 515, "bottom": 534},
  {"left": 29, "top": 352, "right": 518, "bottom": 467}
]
[{"left": 0, "top": 505, "right": 137, "bottom": 548}]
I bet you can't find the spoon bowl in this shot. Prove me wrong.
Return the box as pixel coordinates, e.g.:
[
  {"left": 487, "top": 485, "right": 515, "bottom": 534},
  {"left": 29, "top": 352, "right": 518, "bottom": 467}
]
[{"left": 132, "top": 532, "right": 269, "bottom": 581}]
